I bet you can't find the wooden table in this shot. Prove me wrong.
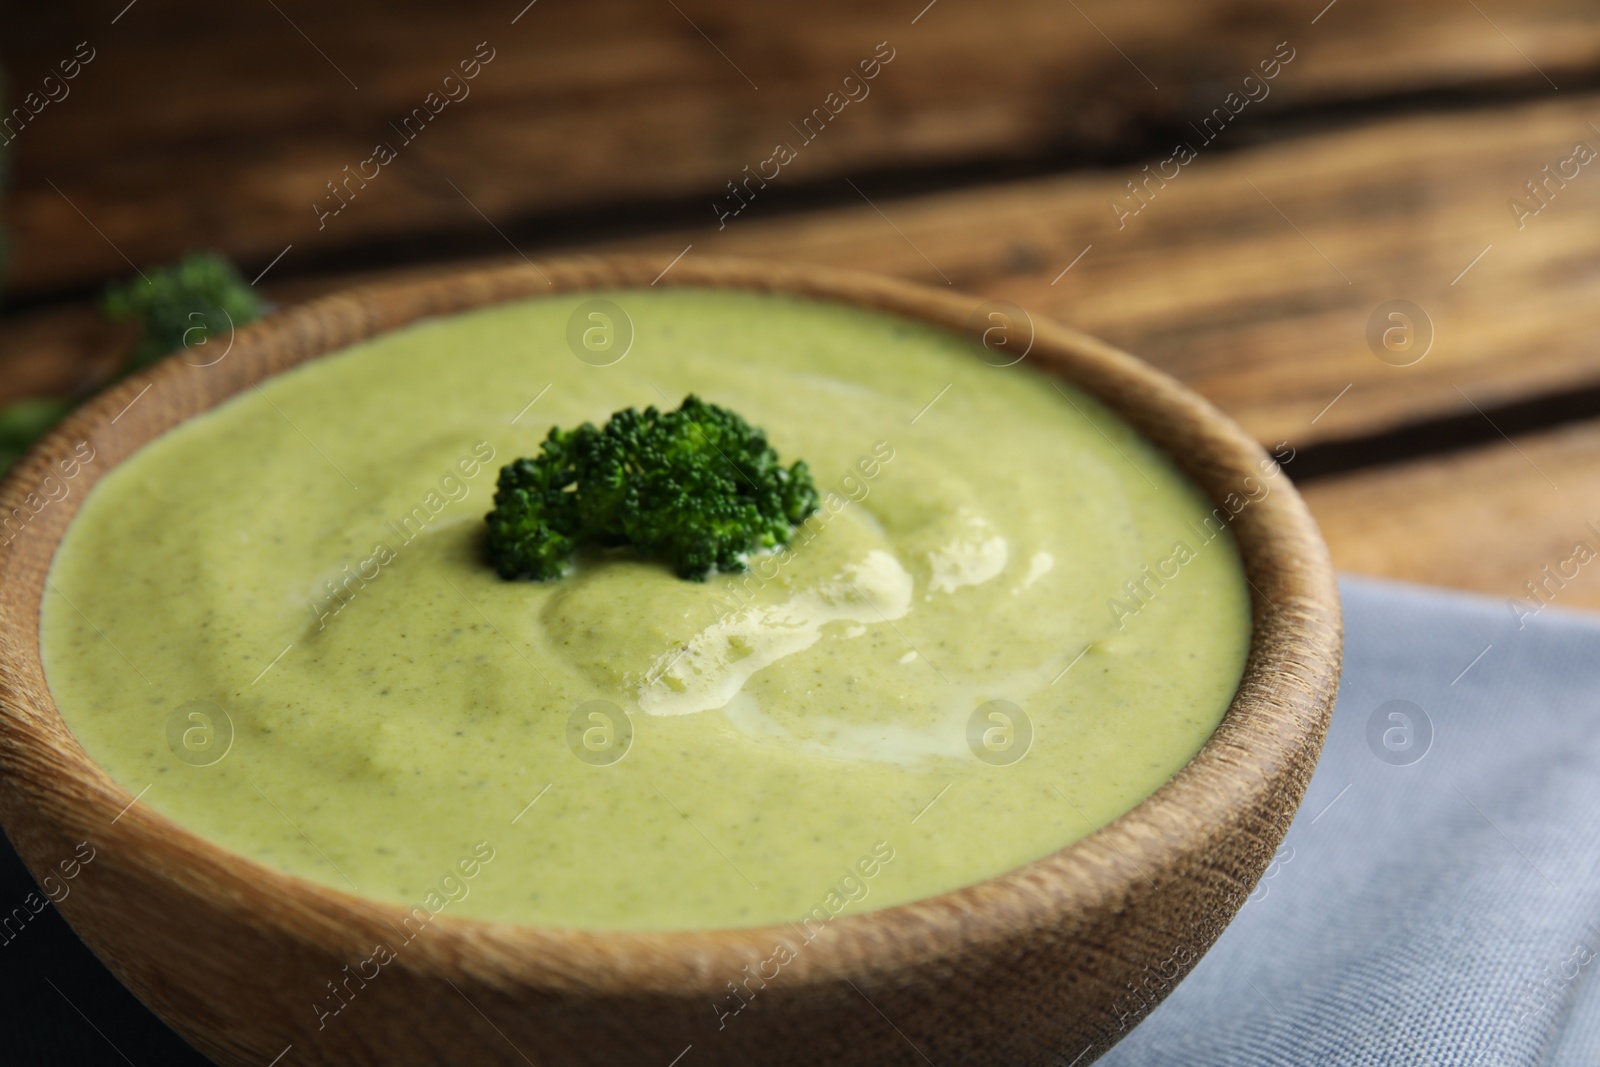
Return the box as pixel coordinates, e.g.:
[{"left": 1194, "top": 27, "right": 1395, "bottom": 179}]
[{"left": 6, "top": 0, "right": 1600, "bottom": 616}]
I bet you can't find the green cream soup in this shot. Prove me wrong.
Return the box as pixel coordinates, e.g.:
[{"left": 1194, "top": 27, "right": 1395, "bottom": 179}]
[{"left": 41, "top": 289, "right": 1250, "bottom": 930}]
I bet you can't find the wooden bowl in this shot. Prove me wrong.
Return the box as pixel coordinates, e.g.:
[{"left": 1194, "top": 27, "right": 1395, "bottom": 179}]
[{"left": 0, "top": 256, "right": 1340, "bottom": 1066}]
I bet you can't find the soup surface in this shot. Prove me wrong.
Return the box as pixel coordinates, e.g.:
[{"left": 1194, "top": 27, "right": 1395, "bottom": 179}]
[{"left": 41, "top": 289, "right": 1251, "bottom": 930}]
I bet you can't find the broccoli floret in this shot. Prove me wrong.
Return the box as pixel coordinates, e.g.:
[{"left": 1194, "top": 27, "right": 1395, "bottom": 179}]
[
  {"left": 1, "top": 252, "right": 265, "bottom": 476},
  {"left": 486, "top": 395, "right": 820, "bottom": 581},
  {"left": 103, "top": 251, "right": 266, "bottom": 373}
]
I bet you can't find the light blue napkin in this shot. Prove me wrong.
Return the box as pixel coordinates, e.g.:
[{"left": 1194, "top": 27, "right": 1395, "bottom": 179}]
[{"left": 1099, "top": 575, "right": 1600, "bottom": 1067}]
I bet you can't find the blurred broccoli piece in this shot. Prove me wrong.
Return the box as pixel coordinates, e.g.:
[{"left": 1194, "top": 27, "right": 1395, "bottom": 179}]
[
  {"left": 0, "top": 252, "right": 266, "bottom": 476},
  {"left": 0, "top": 397, "right": 76, "bottom": 474},
  {"left": 102, "top": 251, "right": 265, "bottom": 373},
  {"left": 486, "top": 395, "right": 820, "bottom": 581}
]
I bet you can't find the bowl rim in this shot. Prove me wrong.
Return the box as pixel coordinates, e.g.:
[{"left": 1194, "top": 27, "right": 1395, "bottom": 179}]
[{"left": 0, "top": 254, "right": 1341, "bottom": 998}]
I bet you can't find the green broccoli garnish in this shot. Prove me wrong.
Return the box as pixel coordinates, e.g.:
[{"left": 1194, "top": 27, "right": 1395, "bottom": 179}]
[
  {"left": 0, "top": 252, "right": 266, "bottom": 476},
  {"left": 103, "top": 251, "right": 266, "bottom": 373},
  {"left": 486, "top": 395, "right": 820, "bottom": 581}
]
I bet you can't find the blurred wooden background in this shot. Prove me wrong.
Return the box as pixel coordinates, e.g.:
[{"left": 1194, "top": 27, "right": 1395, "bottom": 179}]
[{"left": 7, "top": 0, "right": 1600, "bottom": 615}]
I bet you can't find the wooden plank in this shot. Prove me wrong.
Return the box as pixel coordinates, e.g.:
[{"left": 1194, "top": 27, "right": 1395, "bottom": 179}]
[
  {"left": 6, "top": 0, "right": 1600, "bottom": 295},
  {"left": 0, "top": 261, "right": 462, "bottom": 406},
  {"left": 0, "top": 305, "right": 130, "bottom": 404},
  {"left": 9, "top": 91, "right": 1600, "bottom": 457},
  {"left": 577, "top": 92, "right": 1600, "bottom": 451},
  {"left": 1302, "top": 418, "right": 1600, "bottom": 613}
]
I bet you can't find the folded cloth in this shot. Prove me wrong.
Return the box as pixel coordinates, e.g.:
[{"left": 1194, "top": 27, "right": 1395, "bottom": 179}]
[{"left": 1101, "top": 575, "right": 1600, "bottom": 1067}]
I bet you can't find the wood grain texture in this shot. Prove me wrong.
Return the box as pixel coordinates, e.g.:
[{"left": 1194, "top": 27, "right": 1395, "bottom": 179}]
[
  {"left": 0, "top": 257, "right": 1341, "bottom": 1066},
  {"left": 1304, "top": 418, "right": 1600, "bottom": 613},
  {"left": 575, "top": 92, "right": 1600, "bottom": 452},
  {"left": 5, "top": 0, "right": 1598, "bottom": 294},
  {"left": 13, "top": 91, "right": 1600, "bottom": 454}
]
